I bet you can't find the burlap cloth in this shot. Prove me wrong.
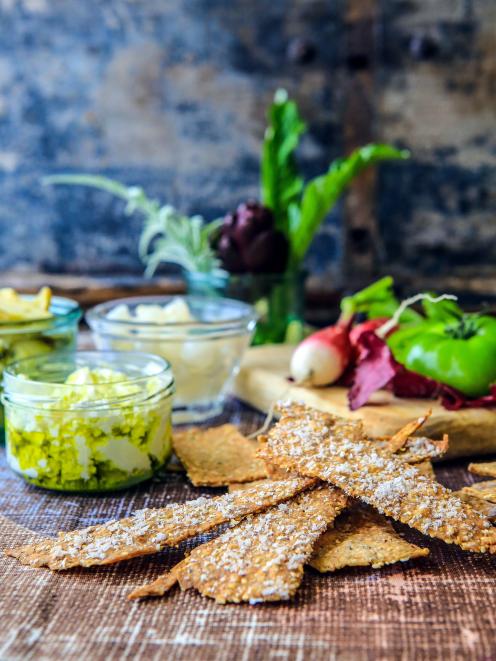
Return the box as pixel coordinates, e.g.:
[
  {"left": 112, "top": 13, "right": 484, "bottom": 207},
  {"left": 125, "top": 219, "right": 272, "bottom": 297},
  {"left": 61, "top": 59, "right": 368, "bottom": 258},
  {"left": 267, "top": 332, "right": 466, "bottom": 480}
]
[{"left": 0, "top": 399, "right": 495, "bottom": 660}]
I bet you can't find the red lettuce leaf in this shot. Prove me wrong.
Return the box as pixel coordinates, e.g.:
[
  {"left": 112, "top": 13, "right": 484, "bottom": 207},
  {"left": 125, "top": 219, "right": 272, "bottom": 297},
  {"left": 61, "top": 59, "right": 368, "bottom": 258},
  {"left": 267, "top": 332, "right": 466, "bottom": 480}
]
[
  {"left": 348, "top": 331, "right": 397, "bottom": 410},
  {"left": 440, "top": 384, "right": 496, "bottom": 411},
  {"left": 389, "top": 364, "right": 440, "bottom": 399},
  {"left": 348, "top": 331, "right": 496, "bottom": 410}
]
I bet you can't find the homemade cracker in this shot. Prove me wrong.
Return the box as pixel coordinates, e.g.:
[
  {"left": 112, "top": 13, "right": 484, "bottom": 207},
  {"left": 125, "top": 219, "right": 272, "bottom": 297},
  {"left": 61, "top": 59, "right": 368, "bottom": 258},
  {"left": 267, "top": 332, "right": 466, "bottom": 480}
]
[
  {"left": 371, "top": 436, "right": 448, "bottom": 464},
  {"left": 172, "top": 424, "right": 267, "bottom": 486},
  {"left": 388, "top": 410, "right": 432, "bottom": 452},
  {"left": 392, "top": 435, "right": 448, "bottom": 463},
  {"left": 264, "top": 461, "right": 298, "bottom": 480},
  {"left": 129, "top": 485, "right": 348, "bottom": 603},
  {"left": 258, "top": 403, "right": 496, "bottom": 554},
  {"left": 228, "top": 479, "right": 272, "bottom": 493},
  {"left": 5, "top": 476, "right": 317, "bottom": 570},
  {"left": 309, "top": 507, "right": 429, "bottom": 572},
  {"left": 468, "top": 462, "right": 496, "bottom": 479},
  {"left": 413, "top": 460, "right": 436, "bottom": 479},
  {"left": 455, "top": 491, "right": 496, "bottom": 522},
  {"left": 460, "top": 480, "right": 496, "bottom": 504}
]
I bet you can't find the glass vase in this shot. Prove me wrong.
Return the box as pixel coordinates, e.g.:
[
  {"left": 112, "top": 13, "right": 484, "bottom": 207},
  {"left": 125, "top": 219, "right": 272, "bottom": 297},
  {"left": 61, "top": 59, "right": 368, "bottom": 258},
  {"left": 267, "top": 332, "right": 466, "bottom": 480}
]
[{"left": 185, "top": 271, "right": 306, "bottom": 345}]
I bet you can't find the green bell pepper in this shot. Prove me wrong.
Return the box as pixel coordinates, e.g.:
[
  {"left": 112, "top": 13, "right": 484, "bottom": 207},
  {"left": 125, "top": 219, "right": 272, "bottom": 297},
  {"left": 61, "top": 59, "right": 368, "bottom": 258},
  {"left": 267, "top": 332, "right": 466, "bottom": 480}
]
[{"left": 388, "top": 315, "right": 496, "bottom": 398}]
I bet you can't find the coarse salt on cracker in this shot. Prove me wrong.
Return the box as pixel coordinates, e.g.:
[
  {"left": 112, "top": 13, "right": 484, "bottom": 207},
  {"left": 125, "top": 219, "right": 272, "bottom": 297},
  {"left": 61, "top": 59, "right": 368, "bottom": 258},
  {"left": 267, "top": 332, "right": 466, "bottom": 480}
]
[
  {"left": 391, "top": 435, "right": 448, "bottom": 463},
  {"left": 309, "top": 507, "right": 429, "bottom": 572},
  {"left": 258, "top": 403, "right": 496, "bottom": 554},
  {"left": 129, "top": 485, "right": 348, "bottom": 603},
  {"left": 5, "top": 476, "right": 317, "bottom": 570},
  {"left": 173, "top": 424, "right": 267, "bottom": 486},
  {"left": 371, "top": 436, "right": 448, "bottom": 464}
]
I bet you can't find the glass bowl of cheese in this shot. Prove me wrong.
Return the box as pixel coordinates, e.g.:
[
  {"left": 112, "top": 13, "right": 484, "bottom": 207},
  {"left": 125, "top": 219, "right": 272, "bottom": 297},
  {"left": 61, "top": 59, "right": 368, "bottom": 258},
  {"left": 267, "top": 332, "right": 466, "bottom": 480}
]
[
  {"left": 87, "top": 296, "right": 256, "bottom": 423},
  {"left": 2, "top": 351, "right": 174, "bottom": 491}
]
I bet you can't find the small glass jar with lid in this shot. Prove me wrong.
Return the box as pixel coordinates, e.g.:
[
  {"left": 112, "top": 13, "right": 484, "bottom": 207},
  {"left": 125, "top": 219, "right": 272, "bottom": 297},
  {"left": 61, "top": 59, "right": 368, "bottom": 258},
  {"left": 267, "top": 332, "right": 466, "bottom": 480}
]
[
  {"left": 0, "top": 295, "right": 82, "bottom": 430},
  {"left": 2, "top": 351, "right": 175, "bottom": 492}
]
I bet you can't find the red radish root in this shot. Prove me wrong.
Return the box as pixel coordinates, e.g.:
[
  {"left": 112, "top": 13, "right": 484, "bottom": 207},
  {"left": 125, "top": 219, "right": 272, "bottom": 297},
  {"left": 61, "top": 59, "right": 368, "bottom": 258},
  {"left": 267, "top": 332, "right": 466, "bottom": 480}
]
[{"left": 290, "top": 325, "right": 351, "bottom": 386}]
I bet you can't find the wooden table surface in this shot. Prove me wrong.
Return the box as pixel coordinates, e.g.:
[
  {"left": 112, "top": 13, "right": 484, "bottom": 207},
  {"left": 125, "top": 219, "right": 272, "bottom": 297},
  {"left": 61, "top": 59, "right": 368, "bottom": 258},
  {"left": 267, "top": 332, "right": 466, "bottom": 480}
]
[{"left": 1, "top": 399, "right": 496, "bottom": 661}]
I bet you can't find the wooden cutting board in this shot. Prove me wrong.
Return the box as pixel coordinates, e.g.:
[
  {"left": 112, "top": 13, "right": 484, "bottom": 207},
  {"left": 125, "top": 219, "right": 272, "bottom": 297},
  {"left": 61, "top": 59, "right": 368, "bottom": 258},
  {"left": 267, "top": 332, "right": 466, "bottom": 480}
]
[{"left": 234, "top": 344, "right": 496, "bottom": 459}]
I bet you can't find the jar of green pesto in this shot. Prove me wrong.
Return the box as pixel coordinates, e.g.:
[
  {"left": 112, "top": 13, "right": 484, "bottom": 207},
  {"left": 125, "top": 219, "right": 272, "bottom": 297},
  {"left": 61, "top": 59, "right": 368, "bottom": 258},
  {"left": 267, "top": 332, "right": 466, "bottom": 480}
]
[{"left": 2, "top": 351, "right": 175, "bottom": 492}]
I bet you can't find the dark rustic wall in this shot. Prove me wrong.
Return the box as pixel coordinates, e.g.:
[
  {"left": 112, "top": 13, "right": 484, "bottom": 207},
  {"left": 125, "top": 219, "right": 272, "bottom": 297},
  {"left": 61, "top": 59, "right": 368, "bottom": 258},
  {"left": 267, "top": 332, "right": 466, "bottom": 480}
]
[
  {"left": 0, "top": 0, "right": 495, "bottom": 289},
  {"left": 377, "top": 0, "right": 496, "bottom": 286}
]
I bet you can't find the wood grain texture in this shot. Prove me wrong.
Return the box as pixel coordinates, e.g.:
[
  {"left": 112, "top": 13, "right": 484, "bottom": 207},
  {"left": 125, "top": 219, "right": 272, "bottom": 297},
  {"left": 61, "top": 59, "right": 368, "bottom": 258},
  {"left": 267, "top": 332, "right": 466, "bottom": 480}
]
[
  {"left": 234, "top": 345, "right": 496, "bottom": 459},
  {"left": 0, "top": 272, "right": 184, "bottom": 308},
  {"left": 1, "top": 398, "right": 496, "bottom": 660}
]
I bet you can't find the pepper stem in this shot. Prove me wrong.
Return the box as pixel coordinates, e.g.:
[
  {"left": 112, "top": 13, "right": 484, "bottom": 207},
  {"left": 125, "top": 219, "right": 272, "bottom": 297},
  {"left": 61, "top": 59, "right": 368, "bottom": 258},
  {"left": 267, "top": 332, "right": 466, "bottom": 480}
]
[
  {"left": 377, "top": 293, "right": 458, "bottom": 338},
  {"left": 445, "top": 315, "right": 478, "bottom": 340}
]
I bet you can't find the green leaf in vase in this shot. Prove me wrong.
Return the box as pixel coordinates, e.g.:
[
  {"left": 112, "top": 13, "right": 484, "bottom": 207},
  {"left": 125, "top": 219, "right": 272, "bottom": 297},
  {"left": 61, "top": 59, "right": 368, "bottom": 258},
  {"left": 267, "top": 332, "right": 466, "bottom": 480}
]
[
  {"left": 288, "top": 144, "right": 410, "bottom": 265},
  {"left": 261, "top": 89, "right": 306, "bottom": 235}
]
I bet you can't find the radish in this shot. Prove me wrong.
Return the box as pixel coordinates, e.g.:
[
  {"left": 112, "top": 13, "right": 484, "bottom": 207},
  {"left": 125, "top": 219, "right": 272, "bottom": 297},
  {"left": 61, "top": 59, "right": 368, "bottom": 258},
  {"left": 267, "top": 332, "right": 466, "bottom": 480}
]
[
  {"left": 349, "top": 317, "right": 389, "bottom": 348},
  {"left": 290, "top": 324, "right": 351, "bottom": 386}
]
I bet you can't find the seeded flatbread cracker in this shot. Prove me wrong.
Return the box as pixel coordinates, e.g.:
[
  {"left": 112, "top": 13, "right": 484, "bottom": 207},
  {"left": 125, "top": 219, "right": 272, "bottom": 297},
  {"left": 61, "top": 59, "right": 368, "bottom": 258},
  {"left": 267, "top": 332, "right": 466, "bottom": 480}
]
[
  {"left": 455, "top": 491, "right": 496, "bottom": 522},
  {"left": 5, "top": 476, "right": 317, "bottom": 570},
  {"left": 413, "top": 460, "right": 435, "bottom": 479},
  {"left": 468, "top": 462, "right": 496, "bottom": 479},
  {"left": 393, "top": 435, "right": 448, "bottom": 463},
  {"left": 372, "top": 436, "right": 448, "bottom": 464},
  {"left": 264, "top": 461, "right": 297, "bottom": 480},
  {"left": 259, "top": 403, "right": 496, "bottom": 554},
  {"left": 309, "top": 507, "right": 429, "bottom": 572},
  {"left": 129, "top": 485, "right": 348, "bottom": 603},
  {"left": 172, "top": 424, "right": 267, "bottom": 486},
  {"left": 460, "top": 480, "right": 496, "bottom": 504},
  {"left": 388, "top": 410, "right": 432, "bottom": 452},
  {"left": 228, "top": 479, "right": 273, "bottom": 493}
]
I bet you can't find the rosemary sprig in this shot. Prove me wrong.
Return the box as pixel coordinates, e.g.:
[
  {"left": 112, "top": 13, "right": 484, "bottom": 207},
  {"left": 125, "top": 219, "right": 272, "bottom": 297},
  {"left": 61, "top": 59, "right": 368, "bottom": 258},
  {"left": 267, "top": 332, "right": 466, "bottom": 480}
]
[{"left": 43, "top": 175, "right": 224, "bottom": 276}]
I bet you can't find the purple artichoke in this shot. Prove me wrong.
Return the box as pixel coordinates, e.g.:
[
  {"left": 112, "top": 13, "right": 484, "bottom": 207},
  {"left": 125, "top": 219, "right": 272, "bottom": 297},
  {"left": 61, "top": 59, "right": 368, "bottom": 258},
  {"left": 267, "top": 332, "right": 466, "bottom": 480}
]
[{"left": 216, "top": 201, "right": 289, "bottom": 274}]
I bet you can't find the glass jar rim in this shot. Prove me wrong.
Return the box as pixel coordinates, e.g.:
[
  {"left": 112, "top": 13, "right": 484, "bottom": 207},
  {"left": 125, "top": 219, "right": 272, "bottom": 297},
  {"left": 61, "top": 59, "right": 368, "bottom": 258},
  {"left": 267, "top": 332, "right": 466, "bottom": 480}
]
[
  {"left": 0, "top": 296, "right": 82, "bottom": 335},
  {"left": 186, "top": 269, "right": 307, "bottom": 286},
  {"left": 86, "top": 294, "right": 258, "bottom": 339},
  {"left": 2, "top": 350, "right": 175, "bottom": 411}
]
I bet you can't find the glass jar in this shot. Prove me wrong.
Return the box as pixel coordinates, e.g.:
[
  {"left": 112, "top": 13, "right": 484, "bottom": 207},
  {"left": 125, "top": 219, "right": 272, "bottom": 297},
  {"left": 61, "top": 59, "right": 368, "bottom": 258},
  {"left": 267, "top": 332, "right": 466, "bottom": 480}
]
[
  {"left": 87, "top": 295, "right": 256, "bottom": 423},
  {"left": 0, "top": 296, "right": 82, "bottom": 431},
  {"left": 185, "top": 271, "right": 306, "bottom": 345},
  {"left": 2, "top": 351, "right": 174, "bottom": 492}
]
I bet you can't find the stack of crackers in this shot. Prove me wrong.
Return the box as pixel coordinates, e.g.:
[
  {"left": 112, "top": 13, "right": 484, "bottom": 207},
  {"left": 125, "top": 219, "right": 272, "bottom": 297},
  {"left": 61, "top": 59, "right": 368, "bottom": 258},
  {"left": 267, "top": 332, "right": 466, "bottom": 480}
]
[{"left": 6, "top": 403, "right": 496, "bottom": 605}]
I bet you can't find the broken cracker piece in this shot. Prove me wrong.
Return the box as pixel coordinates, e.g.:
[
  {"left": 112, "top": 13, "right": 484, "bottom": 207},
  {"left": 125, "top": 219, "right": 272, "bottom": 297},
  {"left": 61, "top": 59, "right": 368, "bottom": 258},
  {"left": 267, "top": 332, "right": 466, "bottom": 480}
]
[
  {"left": 413, "top": 460, "right": 435, "bottom": 479},
  {"left": 172, "top": 424, "right": 267, "bottom": 486},
  {"left": 129, "top": 485, "right": 347, "bottom": 603},
  {"left": 5, "top": 476, "right": 317, "bottom": 570},
  {"left": 468, "top": 462, "right": 496, "bottom": 479},
  {"left": 394, "top": 435, "right": 448, "bottom": 463},
  {"left": 460, "top": 480, "right": 496, "bottom": 504},
  {"left": 309, "top": 507, "right": 429, "bottom": 572},
  {"left": 455, "top": 491, "right": 496, "bottom": 522},
  {"left": 258, "top": 403, "right": 496, "bottom": 554},
  {"left": 228, "top": 479, "right": 272, "bottom": 493},
  {"left": 388, "top": 410, "right": 432, "bottom": 452},
  {"left": 264, "top": 460, "right": 297, "bottom": 480},
  {"left": 371, "top": 436, "right": 448, "bottom": 464}
]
